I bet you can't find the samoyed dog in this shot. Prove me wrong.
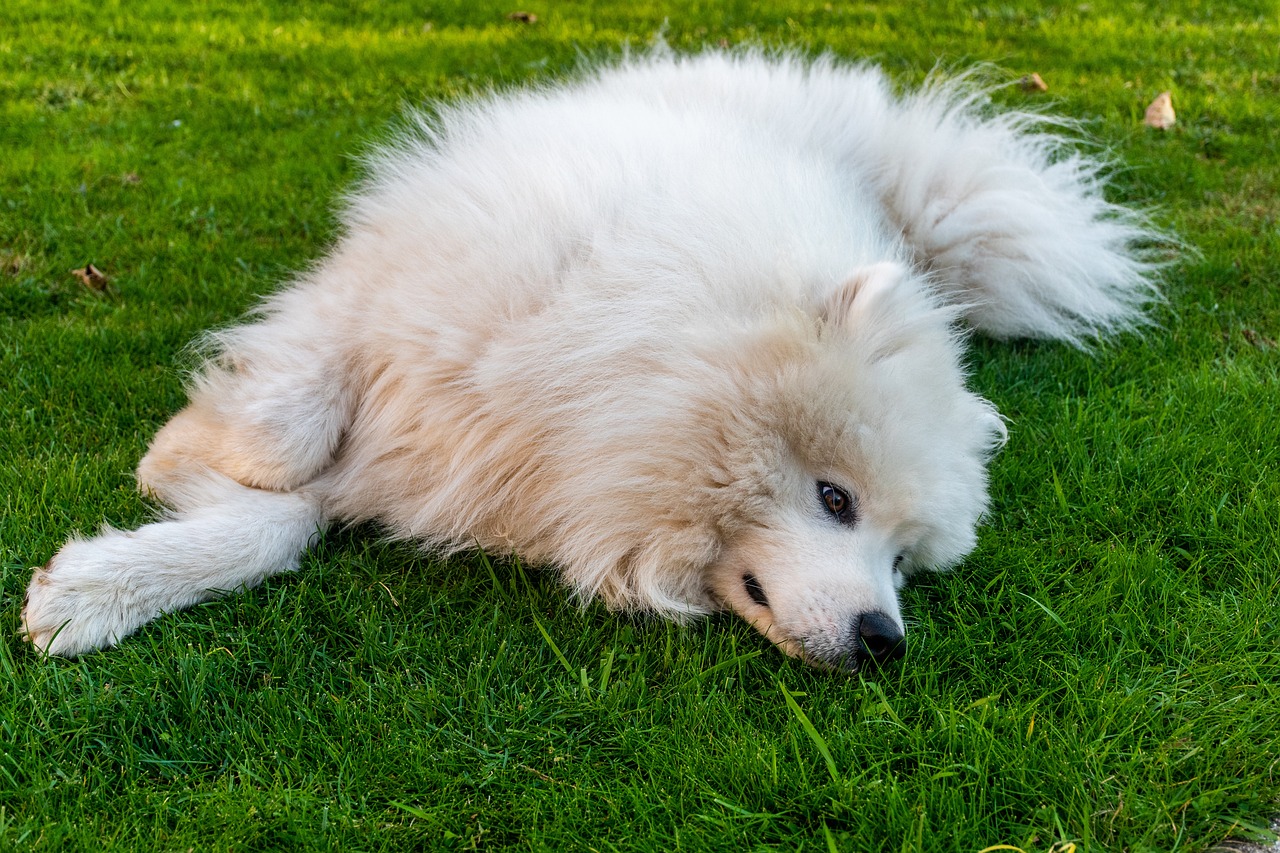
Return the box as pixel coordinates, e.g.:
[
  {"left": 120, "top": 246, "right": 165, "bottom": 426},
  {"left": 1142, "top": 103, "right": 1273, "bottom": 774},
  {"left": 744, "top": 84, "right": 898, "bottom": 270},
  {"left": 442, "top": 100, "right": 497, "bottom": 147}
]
[{"left": 23, "top": 50, "right": 1160, "bottom": 670}]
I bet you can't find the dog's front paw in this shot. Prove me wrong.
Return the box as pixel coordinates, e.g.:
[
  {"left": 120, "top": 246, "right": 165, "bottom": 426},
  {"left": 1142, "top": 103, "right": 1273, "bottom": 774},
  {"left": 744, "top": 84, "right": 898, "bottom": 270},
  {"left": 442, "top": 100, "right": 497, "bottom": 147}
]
[
  {"left": 22, "top": 560, "right": 72, "bottom": 655},
  {"left": 21, "top": 537, "right": 148, "bottom": 657}
]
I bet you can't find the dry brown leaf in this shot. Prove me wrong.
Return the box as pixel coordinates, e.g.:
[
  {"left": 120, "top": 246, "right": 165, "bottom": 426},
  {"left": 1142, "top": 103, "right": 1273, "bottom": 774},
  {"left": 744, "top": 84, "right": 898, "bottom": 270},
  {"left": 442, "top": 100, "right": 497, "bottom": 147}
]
[
  {"left": 1144, "top": 91, "right": 1176, "bottom": 129},
  {"left": 506, "top": 11, "right": 537, "bottom": 23},
  {"left": 1019, "top": 73, "right": 1048, "bottom": 93},
  {"left": 71, "top": 263, "right": 109, "bottom": 291},
  {"left": 2, "top": 250, "right": 31, "bottom": 276},
  {"left": 1241, "top": 328, "right": 1276, "bottom": 350}
]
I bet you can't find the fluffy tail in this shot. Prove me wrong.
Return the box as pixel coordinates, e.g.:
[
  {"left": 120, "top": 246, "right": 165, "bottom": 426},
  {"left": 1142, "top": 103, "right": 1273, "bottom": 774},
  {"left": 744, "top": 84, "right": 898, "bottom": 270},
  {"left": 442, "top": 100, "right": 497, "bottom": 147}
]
[
  {"left": 643, "top": 51, "right": 1168, "bottom": 342},
  {"left": 22, "top": 472, "right": 325, "bottom": 657},
  {"left": 864, "top": 74, "right": 1166, "bottom": 343}
]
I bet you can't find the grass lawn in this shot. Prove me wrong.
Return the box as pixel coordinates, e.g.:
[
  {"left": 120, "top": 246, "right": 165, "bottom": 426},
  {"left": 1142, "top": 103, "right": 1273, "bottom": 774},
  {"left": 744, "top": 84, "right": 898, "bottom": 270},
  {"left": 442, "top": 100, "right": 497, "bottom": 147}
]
[{"left": 2, "top": 0, "right": 1278, "bottom": 850}]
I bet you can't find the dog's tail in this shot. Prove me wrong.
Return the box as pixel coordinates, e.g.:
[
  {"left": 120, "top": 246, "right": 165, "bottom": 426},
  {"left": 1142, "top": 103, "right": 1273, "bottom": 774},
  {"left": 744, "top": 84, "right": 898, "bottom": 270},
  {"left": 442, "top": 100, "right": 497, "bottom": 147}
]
[
  {"left": 643, "top": 51, "right": 1170, "bottom": 343},
  {"left": 23, "top": 470, "right": 325, "bottom": 657},
  {"left": 865, "top": 73, "right": 1169, "bottom": 344}
]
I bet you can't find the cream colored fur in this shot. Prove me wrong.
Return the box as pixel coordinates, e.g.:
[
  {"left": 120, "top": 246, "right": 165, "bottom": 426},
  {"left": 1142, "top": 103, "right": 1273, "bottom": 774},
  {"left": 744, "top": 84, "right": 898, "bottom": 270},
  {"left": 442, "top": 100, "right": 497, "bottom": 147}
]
[{"left": 23, "top": 50, "right": 1161, "bottom": 668}]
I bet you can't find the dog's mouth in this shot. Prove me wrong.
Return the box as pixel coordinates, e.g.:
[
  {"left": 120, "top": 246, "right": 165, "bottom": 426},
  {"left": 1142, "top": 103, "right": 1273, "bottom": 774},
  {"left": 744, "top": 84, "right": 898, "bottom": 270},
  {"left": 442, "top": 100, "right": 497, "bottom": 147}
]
[
  {"left": 710, "top": 588, "right": 906, "bottom": 672},
  {"left": 771, "top": 629, "right": 905, "bottom": 673}
]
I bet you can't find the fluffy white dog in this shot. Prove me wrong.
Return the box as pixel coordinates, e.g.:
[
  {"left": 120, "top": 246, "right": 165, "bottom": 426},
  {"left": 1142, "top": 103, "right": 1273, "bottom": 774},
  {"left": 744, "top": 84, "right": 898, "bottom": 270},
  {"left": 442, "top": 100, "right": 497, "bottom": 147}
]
[{"left": 23, "top": 50, "right": 1160, "bottom": 669}]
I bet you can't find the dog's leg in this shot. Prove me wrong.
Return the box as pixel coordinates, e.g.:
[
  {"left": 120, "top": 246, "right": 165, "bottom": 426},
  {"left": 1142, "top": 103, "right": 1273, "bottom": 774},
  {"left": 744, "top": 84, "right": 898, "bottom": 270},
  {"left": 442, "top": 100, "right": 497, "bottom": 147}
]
[
  {"left": 22, "top": 472, "right": 325, "bottom": 657},
  {"left": 855, "top": 79, "right": 1162, "bottom": 343},
  {"left": 28, "top": 285, "right": 356, "bottom": 657},
  {"left": 138, "top": 297, "right": 355, "bottom": 507}
]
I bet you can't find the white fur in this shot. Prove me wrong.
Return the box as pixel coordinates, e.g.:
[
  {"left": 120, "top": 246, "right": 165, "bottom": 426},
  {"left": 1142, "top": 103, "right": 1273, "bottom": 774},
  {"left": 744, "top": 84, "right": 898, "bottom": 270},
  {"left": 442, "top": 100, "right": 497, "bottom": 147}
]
[{"left": 23, "top": 50, "right": 1162, "bottom": 667}]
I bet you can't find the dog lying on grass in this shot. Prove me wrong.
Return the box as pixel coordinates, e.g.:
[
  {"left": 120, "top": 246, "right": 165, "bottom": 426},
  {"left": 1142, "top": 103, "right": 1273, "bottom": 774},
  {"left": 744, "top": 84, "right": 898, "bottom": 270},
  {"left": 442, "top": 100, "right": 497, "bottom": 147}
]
[{"left": 23, "top": 49, "right": 1161, "bottom": 670}]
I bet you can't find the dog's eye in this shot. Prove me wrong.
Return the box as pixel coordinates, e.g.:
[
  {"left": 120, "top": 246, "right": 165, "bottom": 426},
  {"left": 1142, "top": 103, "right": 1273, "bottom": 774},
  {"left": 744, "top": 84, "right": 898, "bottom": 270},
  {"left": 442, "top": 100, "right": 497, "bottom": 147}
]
[
  {"left": 893, "top": 554, "right": 904, "bottom": 573},
  {"left": 817, "top": 481, "right": 857, "bottom": 525},
  {"left": 743, "top": 573, "right": 769, "bottom": 607}
]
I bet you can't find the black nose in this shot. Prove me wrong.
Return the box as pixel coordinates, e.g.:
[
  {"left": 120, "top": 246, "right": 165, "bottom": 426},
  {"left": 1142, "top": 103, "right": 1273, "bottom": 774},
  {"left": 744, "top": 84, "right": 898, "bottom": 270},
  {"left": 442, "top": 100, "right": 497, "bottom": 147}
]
[{"left": 856, "top": 611, "right": 905, "bottom": 667}]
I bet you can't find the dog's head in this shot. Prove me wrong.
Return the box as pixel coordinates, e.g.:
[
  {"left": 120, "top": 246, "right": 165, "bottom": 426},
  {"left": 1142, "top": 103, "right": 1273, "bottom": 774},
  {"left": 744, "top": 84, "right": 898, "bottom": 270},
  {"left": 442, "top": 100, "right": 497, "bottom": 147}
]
[
  {"left": 520, "top": 261, "right": 1004, "bottom": 671},
  {"left": 696, "top": 262, "right": 1006, "bottom": 670}
]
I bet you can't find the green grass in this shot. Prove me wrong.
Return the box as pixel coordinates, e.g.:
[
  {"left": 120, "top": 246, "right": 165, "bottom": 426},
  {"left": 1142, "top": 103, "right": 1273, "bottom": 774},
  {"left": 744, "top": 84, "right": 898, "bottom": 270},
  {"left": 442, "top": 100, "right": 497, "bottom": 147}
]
[{"left": 2, "top": 1, "right": 1278, "bottom": 850}]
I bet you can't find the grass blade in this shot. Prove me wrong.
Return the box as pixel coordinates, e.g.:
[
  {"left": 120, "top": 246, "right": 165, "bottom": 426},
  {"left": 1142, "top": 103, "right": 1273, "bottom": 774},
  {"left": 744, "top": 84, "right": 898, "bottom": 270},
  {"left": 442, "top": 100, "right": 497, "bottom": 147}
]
[
  {"left": 678, "top": 649, "right": 763, "bottom": 690},
  {"left": 778, "top": 682, "right": 840, "bottom": 783},
  {"left": 1015, "top": 591, "right": 1068, "bottom": 631},
  {"left": 530, "top": 611, "right": 575, "bottom": 679}
]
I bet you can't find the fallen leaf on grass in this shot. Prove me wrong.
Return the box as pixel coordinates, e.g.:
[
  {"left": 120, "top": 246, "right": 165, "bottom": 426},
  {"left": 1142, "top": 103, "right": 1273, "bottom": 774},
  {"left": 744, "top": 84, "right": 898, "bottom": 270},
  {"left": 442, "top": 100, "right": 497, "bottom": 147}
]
[
  {"left": 1144, "top": 91, "right": 1176, "bottom": 129},
  {"left": 70, "top": 263, "right": 109, "bottom": 291},
  {"left": 1241, "top": 328, "right": 1277, "bottom": 350},
  {"left": 2, "top": 251, "right": 32, "bottom": 276},
  {"left": 1019, "top": 72, "right": 1048, "bottom": 93}
]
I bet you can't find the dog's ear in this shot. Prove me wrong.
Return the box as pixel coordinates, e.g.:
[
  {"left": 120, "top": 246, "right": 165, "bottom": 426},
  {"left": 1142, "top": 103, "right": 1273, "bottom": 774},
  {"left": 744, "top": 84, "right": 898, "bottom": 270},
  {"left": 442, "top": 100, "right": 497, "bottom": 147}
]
[
  {"left": 820, "top": 262, "right": 907, "bottom": 330},
  {"left": 819, "top": 261, "right": 954, "bottom": 362}
]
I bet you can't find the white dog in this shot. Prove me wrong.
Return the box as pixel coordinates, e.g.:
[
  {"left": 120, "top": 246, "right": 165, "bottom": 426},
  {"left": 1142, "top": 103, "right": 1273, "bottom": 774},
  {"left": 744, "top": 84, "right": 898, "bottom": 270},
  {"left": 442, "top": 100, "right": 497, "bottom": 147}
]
[{"left": 23, "top": 50, "right": 1160, "bottom": 669}]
